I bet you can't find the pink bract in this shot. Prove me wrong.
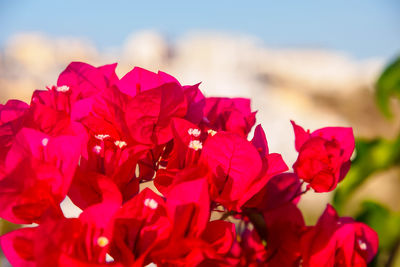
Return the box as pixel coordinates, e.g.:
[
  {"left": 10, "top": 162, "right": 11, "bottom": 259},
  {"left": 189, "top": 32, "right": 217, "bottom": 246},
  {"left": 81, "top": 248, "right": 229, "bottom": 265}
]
[
  {"left": 0, "top": 62, "right": 377, "bottom": 266},
  {"left": 291, "top": 120, "right": 354, "bottom": 192}
]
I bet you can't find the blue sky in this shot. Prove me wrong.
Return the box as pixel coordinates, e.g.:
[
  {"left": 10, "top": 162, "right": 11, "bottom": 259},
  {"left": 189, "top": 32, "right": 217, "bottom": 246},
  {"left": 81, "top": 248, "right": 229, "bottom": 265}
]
[{"left": 0, "top": 0, "right": 399, "bottom": 60}]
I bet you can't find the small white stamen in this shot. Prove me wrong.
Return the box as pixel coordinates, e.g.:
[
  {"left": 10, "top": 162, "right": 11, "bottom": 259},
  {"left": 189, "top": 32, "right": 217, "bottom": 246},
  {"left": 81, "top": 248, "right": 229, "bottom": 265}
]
[
  {"left": 207, "top": 129, "right": 217, "bottom": 136},
  {"left": 97, "top": 236, "right": 109, "bottom": 247},
  {"left": 188, "top": 140, "right": 203, "bottom": 151},
  {"left": 93, "top": 145, "right": 102, "bottom": 154},
  {"left": 105, "top": 253, "right": 114, "bottom": 263},
  {"left": 56, "top": 85, "right": 70, "bottom": 92},
  {"left": 41, "top": 138, "right": 49, "bottom": 146},
  {"left": 188, "top": 128, "right": 201, "bottom": 137},
  {"left": 144, "top": 198, "right": 158, "bottom": 209},
  {"left": 94, "top": 134, "right": 110, "bottom": 140},
  {"left": 358, "top": 239, "right": 367, "bottom": 250},
  {"left": 114, "top": 140, "right": 127, "bottom": 149}
]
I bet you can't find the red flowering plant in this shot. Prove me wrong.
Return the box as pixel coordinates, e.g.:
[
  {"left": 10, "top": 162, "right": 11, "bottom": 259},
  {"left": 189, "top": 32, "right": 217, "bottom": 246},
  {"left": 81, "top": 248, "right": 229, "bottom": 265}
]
[{"left": 0, "top": 62, "right": 378, "bottom": 266}]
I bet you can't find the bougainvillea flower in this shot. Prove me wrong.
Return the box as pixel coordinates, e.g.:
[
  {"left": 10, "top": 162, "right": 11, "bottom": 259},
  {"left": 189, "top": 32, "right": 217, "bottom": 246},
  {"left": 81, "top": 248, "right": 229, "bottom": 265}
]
[
  {"left": 0, "top": 227, "right": 37, "bottom": 267},
  {"left": 0, "top": 178, "right": 121, "bottom": 266},
  {"left": 152, "top": 220, "right": 236, "bottom": 266},
  {"left": 263, "top": 203, "right": 306, "bottom": 266},
  {"left": 165, "top": 178, "right": 210, "bottom": 238},
  {"left": 110, "top": 188, "right": 171, "bottom": 266},
  {"left": 0, "top": 225, "right": 124, "bottom": 267},
  {"left": 117, "top": 67, "right": 180, "bottom": 97},
  {"left": 5, "top": 128, "right": 81, "bottom": 182},
  {"left": 203, "top": 97, "right": 256, "bottom": 137},
  {"left": 70, "top": 133, "right": 143, "bottom": 207},
  {"left": 0, "top": 62, "right": 379, "bottom": 266},
  {"left": 301, "top": 204, "right": 378, "bottom": 267},
  {"left": 154, "top": 164, "right": 211, "bottom": 197},
  {"left": 244, "top": 173, "right": 303, "bottom": 211},
  {"left": 202, "top": 128, "right": 287, "bottom": 211},
  {"left": 201, "top": 220, "right": 236, "bottom": 256},
  {"left": 113, "top": 180, "right": 224, "bottom": 266},
  {"left": 125, "top": 82, "right": 187, "bottom": 145},
  {"left": 0, "top": 100, "right": 29, "bottom": 165},
  {"left": 164, "top": 118, "right": 205, "bottom": 170},
  {"left": 0, "top": 100, "right": 29, "bottom": 125},
  {"left": 0, "top": 128, "right": 82, "bottom": 224},
  {"left": 68, "top": 171, "right": 124, "bottom": 210},
  {"left": 182, "top": 83, "right": 206, "bottom": 125},
  {"left": 291, "top": 121, "right": 355, "bottom": 192},
  {"left": 0, "top": 158, "right": 64, "bottom": 224},
  {"left": 1, "top": 179, "right": 122, "bottom": 267},
  {"left": 151, "top": 179, "right": 237, "bottom": 266},
  {"left": 251, "top": 124, "right": 269, "bottom": 157},
  {"left": 201, "top": 131, "right": 262, "bottom": 210},
  {"left": 228, "top": 228, "right": 267, "bottom": 267},
  {"left": 31, "top": 62, "right": 118, "bottom": 122}
]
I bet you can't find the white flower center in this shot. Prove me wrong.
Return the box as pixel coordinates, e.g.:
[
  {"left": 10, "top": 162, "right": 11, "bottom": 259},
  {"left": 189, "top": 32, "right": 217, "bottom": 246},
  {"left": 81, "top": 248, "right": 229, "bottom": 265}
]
[
  {"left": 207, "top": 129, "right": 217, "bottom": 136},
  {"left": 93, "top": 145, "right": 102, "bottom": 154},
  {"left": 41, "top": 138, "right": 49, "bottom": 147},
  {"left": 144, "top": 198, "right": 158, "bottom": 209},
  {"left": 105, "top": 253, "right": 114, "bottom": 263},
  {"left": 358, "top": 239, "right": 367, "bottom": 250},
  {"left": 188, "top": 140, "right": 203, "bottom": 151},
  {"left": 94, "top": 134, "right": 110, "bottom": 140},
  {"left": 188, "top": 128, "right": 201, "bottom": 137},
  {"left": 56, "top": 85, "right": 70, "bottom": 92},
  {"left": 114, "top": 140, "right": 127, "bottom": 149}
]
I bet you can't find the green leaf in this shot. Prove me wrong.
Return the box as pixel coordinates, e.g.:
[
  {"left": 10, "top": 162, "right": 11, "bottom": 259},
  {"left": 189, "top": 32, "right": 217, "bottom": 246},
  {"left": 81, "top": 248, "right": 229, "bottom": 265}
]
[
  {"left": 376, "top": 56, "right": 400, "bottom": 118},
  {"left": 333, "top": 136, "right": 400, "bottom": 212}
]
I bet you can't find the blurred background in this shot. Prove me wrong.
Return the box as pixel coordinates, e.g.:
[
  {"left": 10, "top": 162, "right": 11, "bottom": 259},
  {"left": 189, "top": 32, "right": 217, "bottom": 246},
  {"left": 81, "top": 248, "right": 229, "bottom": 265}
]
[{"left": 0, "top": 1, "right": 399, "bottom": 266}]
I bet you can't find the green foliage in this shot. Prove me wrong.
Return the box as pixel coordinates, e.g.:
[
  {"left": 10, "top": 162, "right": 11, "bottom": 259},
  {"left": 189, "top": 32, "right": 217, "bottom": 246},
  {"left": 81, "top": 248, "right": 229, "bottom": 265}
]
[
  {"left": 357, "top": 201, "right": 400, "bottom": 251},
  {"left": 333, "top": 55, "right": 400, "bottom": 266},
  {"left": 376, "top": 56, "right": 400, "bottom": 118},
  {"left": 333, "top": 136, "right": 400, "bottom": 212},
  {"left": 356, "top": 201, "right": 400, "bottom": 267}
]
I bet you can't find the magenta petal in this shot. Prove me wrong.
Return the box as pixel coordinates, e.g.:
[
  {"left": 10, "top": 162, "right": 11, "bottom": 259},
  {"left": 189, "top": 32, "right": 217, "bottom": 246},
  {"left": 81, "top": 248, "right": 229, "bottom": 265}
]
[
  {"left": 301, "top": 204, "right": 378, "bottom": 266},
  {"left": 203, "top": 97, "right": 255, "bottom": 137},
  {"left": 354, "top": 222, "right": 379, "bottom": 263},
  {"left": 202, "top": 132, "right": 262, "bottom": 209},
  {"left": 97, "top": 63, "right": 119, "bottom": 86},
  {"left": 251, "top": 124, "right": 269, "bottom": 157},
  {"left": 167, "top": 178, "right": 210, "bottom": 237},
  {"left": 0, "top": 159, "right": 64, "bottom": 224},
  {"left": 245, "top": 173, "right": 302, "bottom": 211},
  {"left": 157, "top": 70, "right": 181, "bottom": 85},
  {"left": 70, "top": 98, "right": 95, "bottom": 121},
  {"left": 125, "top": 83, "right": 186, "bottom": 145},
  {"left": 117, "top": 67, "right": 169, "bottom": 96},
  {"left": 0, "top": 227, "right": 37, "bottom": 267},
  {"left": 5, "top": 128, "right": 49, "bottom": 170},
  {"left": 290, "top": 120, "right": 310, "bottom": 151},
  {"left": 0, "top": 100, "right": 29, "bottom": 125},
  {"left": 201, "top": 220, "right": 236, "bottom": 254},
  {"left": 312, "top": 127, "right": 355, "bottom": 159},
  {"left": 57, "top": 62, "right": 107, "bottom": 96},
  {"left": 183, "top": 84, "right": 205, "bottom": 124}
]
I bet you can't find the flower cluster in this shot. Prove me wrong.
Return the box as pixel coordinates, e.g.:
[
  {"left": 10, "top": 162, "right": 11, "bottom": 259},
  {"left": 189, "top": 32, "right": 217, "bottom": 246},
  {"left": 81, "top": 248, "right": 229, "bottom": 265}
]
[{"left": 0, "top": 62, "right": 378, "bottom": 266}]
